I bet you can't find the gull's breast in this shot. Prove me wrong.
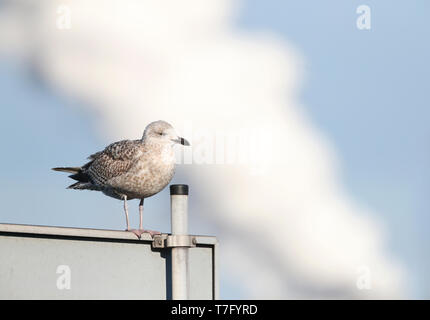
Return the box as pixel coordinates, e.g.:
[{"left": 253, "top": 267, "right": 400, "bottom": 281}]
[{"left": 108, "top": 147, "right": 176, "bottom": 199}]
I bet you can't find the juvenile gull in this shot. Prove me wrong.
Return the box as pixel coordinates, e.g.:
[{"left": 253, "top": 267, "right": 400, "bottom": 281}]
[{"left": 52, "top": 120, "right": 190, "bottom": 238}]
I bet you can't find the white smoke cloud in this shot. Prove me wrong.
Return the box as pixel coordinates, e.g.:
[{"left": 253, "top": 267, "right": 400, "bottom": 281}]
[{"left": 0, "top": 0, "right": 404, "bottom": 298}]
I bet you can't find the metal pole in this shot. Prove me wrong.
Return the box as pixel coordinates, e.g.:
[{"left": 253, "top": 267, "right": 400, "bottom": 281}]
[{"left": 170, "top": 184, "right": 189, "bottom": 300}]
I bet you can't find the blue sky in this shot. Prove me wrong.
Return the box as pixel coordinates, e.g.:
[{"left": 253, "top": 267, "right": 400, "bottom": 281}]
[
  {"left": 0, "top": 63, "right": 173, "bottom": 233},
  {"left": 0, "top": 0, "right": 429, "bottom": 298},
  {"left": 237, "top": 0, "right": 430, "bottom": 297}
]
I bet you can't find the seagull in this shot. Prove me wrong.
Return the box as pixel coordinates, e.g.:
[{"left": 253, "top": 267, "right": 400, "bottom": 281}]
[{"left": 52, "top": 120, "right": 190, "bottom": 238}]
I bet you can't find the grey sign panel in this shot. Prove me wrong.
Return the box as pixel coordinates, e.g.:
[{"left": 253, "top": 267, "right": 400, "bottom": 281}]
[{"left": 0, "top": 223, "right": 218, "bottom": 299}]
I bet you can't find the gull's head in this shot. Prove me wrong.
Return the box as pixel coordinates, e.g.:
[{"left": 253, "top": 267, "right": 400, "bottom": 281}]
[{"left": 142, "top": 120, "right": 190, "bottom": 146}]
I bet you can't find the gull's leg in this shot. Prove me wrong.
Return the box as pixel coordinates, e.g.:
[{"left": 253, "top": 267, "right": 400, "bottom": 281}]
[
  {"left": 123, "top": 195, "right": 131, "bottom": 231},
  {"left": 139, "top": 198, "right": 144, "bottom": 230},
  {"left": 124, "top": 195, "right": 141, "bottom": 239},
  {"left": 129, "top": 198, "right": 161, "bottom": 238}
]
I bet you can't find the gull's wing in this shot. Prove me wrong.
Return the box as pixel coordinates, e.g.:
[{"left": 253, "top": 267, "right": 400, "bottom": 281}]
[{"left": 84, "top": 139, "right": 143, "bottom": 186}]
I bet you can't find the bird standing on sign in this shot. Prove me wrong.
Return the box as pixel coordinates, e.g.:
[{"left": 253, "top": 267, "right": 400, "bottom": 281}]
[{"left": 52, "top": 120, "right": 190, "bottom": 238}]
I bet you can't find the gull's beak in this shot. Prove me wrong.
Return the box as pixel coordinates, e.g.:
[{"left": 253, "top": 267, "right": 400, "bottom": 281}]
[{"left": 172, "top": 137, "right": 190, "bottom": 146}]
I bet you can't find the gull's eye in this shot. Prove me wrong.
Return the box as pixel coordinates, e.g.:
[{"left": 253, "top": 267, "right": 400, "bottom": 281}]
[{"left": 158, "top": 132, "right": 163, "bottom": 136}]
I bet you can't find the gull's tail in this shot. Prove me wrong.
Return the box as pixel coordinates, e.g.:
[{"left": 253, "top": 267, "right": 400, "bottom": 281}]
[
  {"left": 52, "top": 167, "right": 81, "bottom": 174},
  {"left": 52, "top": 166, "right": 97, "bottom": 190}
]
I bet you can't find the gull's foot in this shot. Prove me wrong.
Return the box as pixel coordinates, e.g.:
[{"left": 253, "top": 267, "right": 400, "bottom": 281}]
[
  {"left": 126, "top": 228, "right": 161, "bottom": 239},
  {"left": 140, "top": 229, "right": 161, "bottom": 238}
]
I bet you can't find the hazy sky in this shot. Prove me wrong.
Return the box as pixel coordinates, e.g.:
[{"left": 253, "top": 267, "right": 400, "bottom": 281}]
[
  {"left": 0, "top": 0, "right": 429, "bottom": 298},
  {"left": 237, "top": 0, "right": 430, "bottom": 298}
]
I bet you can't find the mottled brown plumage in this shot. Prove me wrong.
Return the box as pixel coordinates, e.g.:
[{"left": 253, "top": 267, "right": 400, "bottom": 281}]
[{"left": 52, "top": 120, "right": 190, "bottom": 237}]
